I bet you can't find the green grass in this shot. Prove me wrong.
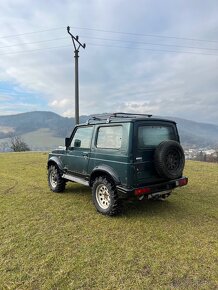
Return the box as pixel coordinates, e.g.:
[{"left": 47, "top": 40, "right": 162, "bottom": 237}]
[{"left": 0, "top": 153, "right": 217, "bottom": 290}]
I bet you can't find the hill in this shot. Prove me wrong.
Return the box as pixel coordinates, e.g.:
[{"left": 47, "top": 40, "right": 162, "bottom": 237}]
[
  {"left": 0, "top": 111, "right": 88, "bottom": 150},
  {"left": 169, "top": 116, "right": 218, "bottom": 148},
  {"left": 0, "top": 153, "right": 217, "bottom": 289},
  {"left": 0, "top": 111, "right": 218, "bottom": 150},
  {"left": 0, "top": 111, "right": 72, "bottom": 139}
]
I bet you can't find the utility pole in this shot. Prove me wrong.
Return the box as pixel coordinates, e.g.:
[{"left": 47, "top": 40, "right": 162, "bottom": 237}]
[{"left": 67, "top": 26, "right": 86, "bottom": 125}]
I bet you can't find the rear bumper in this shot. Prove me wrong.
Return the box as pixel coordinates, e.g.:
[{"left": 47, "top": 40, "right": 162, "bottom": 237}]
[{"left": 116, "top": 176, "right": 188, "bottom": 199}]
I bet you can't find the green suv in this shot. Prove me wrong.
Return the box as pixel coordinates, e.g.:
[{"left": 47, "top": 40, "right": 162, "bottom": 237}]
[{"left": 47, "top": 113, "right": 188, "bottom": 215}]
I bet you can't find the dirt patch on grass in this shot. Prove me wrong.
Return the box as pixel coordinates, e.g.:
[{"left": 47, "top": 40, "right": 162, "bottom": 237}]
[
  {"left": 171, "top": 275, "right": 211, "bottom": 289},
  {"left": 3, "top": 180, "right": 18, "bottom": 194},
  {"left": 140, "top": 264, "right": 151, "bottom": 276}
]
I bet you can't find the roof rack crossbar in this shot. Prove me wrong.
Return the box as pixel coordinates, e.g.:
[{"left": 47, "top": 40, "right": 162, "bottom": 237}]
[
  {"left": 86, "top": 112, "right": 152, "bottom": 124},
  {"left": 86, "top": 114, "right": 111, "bottom": 124},
  {"left": 113, "top": 112, "right": 152, "bottom": 118}
]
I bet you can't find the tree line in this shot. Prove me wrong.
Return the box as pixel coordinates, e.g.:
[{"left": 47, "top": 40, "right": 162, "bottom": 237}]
[{"left": 195, "top": 150, "right": 218, "bottom": 163}]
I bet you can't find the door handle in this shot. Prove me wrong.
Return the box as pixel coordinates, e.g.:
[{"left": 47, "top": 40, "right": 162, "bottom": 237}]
[{"left": 82, "top": 152, "right": 89, "bottom": 158}]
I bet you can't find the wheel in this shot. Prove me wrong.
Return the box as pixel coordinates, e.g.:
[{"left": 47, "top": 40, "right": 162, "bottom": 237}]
[
  {"left": 154, "top": 141, "right": 185, "bottom": 179},
  {"left": 92, "top": 177, "right": 122, "bottom": 216},
  {"left": 48, "top": 165, "right": 66, "bottom": 192}
]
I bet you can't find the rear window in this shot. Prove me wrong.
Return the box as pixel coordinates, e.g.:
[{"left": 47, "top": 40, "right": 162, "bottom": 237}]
[{"left": 138, "top": 125, "right": 176, "bottom": 148}]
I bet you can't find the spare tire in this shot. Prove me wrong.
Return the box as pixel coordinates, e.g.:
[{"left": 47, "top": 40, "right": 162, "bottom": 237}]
[{"left": 154, "top": 140, "right": 185, "bottom": 179}]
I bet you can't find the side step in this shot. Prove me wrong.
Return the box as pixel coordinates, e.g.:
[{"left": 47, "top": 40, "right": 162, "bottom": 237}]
[{"left": 62, "top": 174, "right": 89, "bottom": 186}]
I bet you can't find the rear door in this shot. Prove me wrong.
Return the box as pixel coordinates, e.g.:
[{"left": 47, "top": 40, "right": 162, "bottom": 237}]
[{"left": 133, "top": 121, "right": 179, "bottom": 186}]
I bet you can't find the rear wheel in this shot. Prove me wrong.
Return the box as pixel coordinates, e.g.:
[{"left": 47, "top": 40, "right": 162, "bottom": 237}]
[
  {"left": 92, "top": 177, "right": 122, "bottom": 216},
  {"left": 48, "top": 165, "right": 66, "bottom": 192}
]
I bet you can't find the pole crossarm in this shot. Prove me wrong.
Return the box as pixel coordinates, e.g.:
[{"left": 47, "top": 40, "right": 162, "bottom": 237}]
[{"left": 67, "top": 26, "right": 86, "bottom": 51}]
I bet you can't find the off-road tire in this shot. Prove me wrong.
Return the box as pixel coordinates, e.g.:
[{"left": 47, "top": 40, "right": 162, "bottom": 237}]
[
  {"left": 92, "top": 177, "right": 122, "bottom": 216},
  {"left": 48, "top": 165, "right": 66, "bottom": 193},
  {"left": 154, "top": 140, "right": 185, "bottom": 179}
]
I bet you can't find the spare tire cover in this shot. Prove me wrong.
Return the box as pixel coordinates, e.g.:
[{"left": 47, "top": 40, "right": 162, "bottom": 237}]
[{"left": 154, "top": 140, "right": 185, "bottom": 179}]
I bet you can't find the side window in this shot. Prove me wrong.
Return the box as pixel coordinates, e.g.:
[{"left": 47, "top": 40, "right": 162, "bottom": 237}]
[
  {"left": 97, "top": 126, "right": 122, "bottom": 149},
  {"left": 71, "top": 126, "right": 93, "bottom": 149}
]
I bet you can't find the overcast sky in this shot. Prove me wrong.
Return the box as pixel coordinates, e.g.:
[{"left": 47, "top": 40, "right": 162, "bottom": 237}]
[{"left": 0, "top": 0, "right": 218, "bottom": 124}]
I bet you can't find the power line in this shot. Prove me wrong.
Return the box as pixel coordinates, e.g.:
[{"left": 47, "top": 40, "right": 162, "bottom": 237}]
[
  {"left": 70, "top": 26, "right": 218, "bottom": 44},
  {"left": 0, "top": 44, "right": 71, "bottom": 56},
  {"left": 0, "top": 25, "right": 218, "bottom": 44},
  {"left": 85, "top": 36, "right": 218, "bottom": 52},
  {"left": 0, "top": 91, "right": 32, "bottom": 97},
  {"left": 1, "top": 35, "right": 218, "bottom": 53},
  {"left": 0, "top": 27, "right": 65, "bottom": 39},
  {"left": 0, "top": 87, "right": 35, "bottom": 93},
  {"left": 0, "top": 42, "right": 218, "bottom": 57},
  {"left": 87, "top": 43, "right": 218, "bottom": 56},
  {"left": 0, "top": 37, "right": 67, "bottom": 49}
]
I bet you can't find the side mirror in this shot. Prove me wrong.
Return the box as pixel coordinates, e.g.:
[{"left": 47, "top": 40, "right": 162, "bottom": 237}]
[
  {"left": 65, "top": 137, "right": 71, "bottom": 148},
  {"left": 74, "top": 139, "right": 81, "bottom": 148}
]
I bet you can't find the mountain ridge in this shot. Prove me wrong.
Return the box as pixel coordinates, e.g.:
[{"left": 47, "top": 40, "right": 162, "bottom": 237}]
[{"left": 0, "top": 111, "right": 218, "bottom": 150}]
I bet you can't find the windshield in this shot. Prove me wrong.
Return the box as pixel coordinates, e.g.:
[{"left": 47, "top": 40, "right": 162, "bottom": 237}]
[{"left": 137, "top": 125, "right": 176, "bottom": 148}]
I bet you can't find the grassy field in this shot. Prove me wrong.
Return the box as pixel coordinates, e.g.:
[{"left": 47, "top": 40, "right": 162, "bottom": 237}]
[{"left": 0, "top": 152, "right": 217, "bottom": 289}]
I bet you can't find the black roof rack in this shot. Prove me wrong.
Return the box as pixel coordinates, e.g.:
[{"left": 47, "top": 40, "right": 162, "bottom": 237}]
[
  {"left": 86, "top": 112, "right": 152, "bottom": 124},
  {"left": 113, "top": 112, "right": 152, "bottom": 118}
]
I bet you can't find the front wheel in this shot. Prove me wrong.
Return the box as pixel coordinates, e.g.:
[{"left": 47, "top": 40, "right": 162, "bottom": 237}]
[
  {"left": 48, "top": 165, "right": 66, "bottom": 193},
  {"left": 92, "top": 177, "right": 122, "bottom": 216}
]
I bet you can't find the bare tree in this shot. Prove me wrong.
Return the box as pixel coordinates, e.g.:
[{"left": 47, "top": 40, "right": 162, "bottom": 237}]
[
  {"left": 0, "top": 141, "right": 10, "bottom": 152},
  {"left": 10, "top": 136, "right": 30, "bottom": 152}
]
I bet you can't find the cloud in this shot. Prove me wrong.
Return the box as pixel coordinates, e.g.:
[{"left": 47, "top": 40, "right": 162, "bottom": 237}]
[
  {"left": 50, "top": 98, "right": 71, "bottom": 108},
  {"left": 0, "top": 0, "right": 218, "bottom": 124}
]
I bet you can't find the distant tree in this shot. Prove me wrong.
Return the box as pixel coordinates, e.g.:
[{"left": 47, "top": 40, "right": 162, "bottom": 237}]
[
  {"left": 10, "top": 136, "right": 30, "bottom": 152},
  {"left": 0, "top": 141, "right": 10, "bottom": 152},
  {"left": 196, "top": 151, "right": 206, "bottom": 162},
  {"left": 212, "top": 149, "right": 218, "bottom": 163}
]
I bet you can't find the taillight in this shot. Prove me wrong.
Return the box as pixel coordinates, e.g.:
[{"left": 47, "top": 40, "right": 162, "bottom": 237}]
[
  {"left": 134, "top": 187, "right": 151, "bottom": 196},
  {"left": 179, "top": 177, "right": 188, "bottom": 186}
]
